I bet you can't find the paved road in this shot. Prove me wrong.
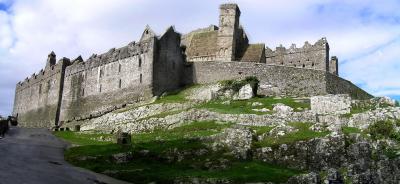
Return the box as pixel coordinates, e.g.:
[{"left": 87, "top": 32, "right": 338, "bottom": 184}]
[{"left": 0, "top": 127, "right": 131, "bottom": 184}]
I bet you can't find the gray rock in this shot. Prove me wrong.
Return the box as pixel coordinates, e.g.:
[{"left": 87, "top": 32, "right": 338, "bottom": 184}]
[
  {"left": 311, "top": 94, "right": 351, "bottom": 115},
  {"left": 286, "top": 172, "right": 320, "bottom": 184},
  {"left": 111, "top": 152, "right": 133, "bottom": 164},
  {"left": 252, "top": 102, "right": 263, "bottom": 107},
  {"left": 273, "top": 103, "right": 293, "bottom": 114},
  {"left": 212, "top": 126, "right": 254, "bottom": 159},
  {"left": 235, "top": 84, "right": 254, "bottom": 100}
]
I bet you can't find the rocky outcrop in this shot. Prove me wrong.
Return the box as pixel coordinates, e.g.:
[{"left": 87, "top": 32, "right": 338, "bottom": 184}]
[
  {"left": 311, "top": 94, "right": 351, "bottom": 115},
  {"left": 211, "top": 126, "right": 254, "bottom": 159}
]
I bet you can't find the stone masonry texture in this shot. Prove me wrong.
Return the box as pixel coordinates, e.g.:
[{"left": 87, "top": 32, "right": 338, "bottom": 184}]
[{"left": 12, "top": 3, "right": 371, "bottom": 128}]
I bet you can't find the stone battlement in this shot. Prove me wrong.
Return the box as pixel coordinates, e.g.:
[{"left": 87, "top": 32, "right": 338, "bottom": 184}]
[
  {"left": 265, "top": 37, "right": 328, "bottom": 56},
  {"left": 12, "top": 3, "right": 370, "bottom": 128},
  {"left": 16, "top": 57, "right": 70, "bottom": 91}
]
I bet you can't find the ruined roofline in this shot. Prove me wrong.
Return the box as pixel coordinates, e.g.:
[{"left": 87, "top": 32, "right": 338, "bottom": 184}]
[
  {"left": 183, "top": 25, "right": 219, "bottom": 37},
  {"left": 220, "top": 3, "right": 241, "bottom": 15},
  {"left": 187, "top": 59, "right": 332, "bottom": 72},
  {"left": 265, "top": 37, "right": 329, "bottom": 56},
  {"left": 63, "top": 25, "right": 182, "bottom": 77},
  {"left": 16, "top": 56, "right": 70, "bottom": 89}
]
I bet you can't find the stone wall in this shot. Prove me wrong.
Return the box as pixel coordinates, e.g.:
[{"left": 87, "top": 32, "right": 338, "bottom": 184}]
[
  {"left": 153, "top": 27, "right": 185, "bottom": 95},
  {"left": 59, "top": 36, "right": 156, "bottom": 122},
  {"left": 265, "top": 38, "right": 337, "bottom": 75},
  {"left": 311, "top": 94, "right": 351, "bottom": 115},
  {"left": 184, "top": 61, "right": 370, "bottom": 99},
  {"left": 325, "top": 73, "right": 372, "bottom": 99},
  {"left": 13, "top": 56, "right": 70, "bottom": 128}
]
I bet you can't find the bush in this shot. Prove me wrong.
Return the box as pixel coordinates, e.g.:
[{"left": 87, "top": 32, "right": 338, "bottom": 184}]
[
  {"left": 368, "top": 120, "right": 395, "bottom": 140},
  {"left": 220, "top": 76, "right": 259, "bottom": 92},
  {"left": 396, "top": 100, "right": 400, "bottom": 107}
]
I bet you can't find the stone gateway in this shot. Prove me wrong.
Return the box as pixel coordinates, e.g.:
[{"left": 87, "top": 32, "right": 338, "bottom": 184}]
[{"left": 12, "top": 3, "right": 371, "bottom": 128}]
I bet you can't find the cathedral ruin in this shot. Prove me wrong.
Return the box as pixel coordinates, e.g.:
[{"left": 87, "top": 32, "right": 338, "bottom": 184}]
[{"left": 13, "top": 3, "right": 370, "bottom": 128}]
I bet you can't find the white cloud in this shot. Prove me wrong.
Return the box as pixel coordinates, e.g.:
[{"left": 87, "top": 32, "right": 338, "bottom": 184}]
[{"left": 0, "top": 0, "right": 400, "bottom": 115}]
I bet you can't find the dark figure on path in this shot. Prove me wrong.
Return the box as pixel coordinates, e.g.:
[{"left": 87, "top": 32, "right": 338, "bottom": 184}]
[{"left": 0, "top": 117, "right": 9, "bottom": 138}]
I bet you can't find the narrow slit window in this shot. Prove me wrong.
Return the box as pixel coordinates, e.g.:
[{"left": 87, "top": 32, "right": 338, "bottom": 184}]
[
  {"left": 118, "top": 64, "right": 121, "bottom": 73},
  {"left": 139, "top": 58, "right": 142, "bottom": 67},
  {"left": 119, "top": 79, "right": 122, "bottom": 88},
  {"left": 99, "top": 85, "right": 102, "bottom": 93},
  {"left": 140, "top": 74, "right": 142, "bottom": 83}
]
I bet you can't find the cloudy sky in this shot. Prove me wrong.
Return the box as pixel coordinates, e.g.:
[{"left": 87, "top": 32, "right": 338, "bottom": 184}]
[{"left": 0, "top": 0, "right": 399, "bottom": 115}]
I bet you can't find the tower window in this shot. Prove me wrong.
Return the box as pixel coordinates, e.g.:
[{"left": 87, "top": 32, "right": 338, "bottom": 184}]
[
  {"left": 118, "top": 79, "right": 122, "bottom": 88},
  {"left": 118, "top": 64, "right": 121, "bottom": 73},
  {"left": 139, "top": 58, "right": 142, "bottom": 67},
  {"left": 140, "top": 74, "right": 142, "bottom": 83},
  {"left": 302, "top": 64, "right": 305, "bottom": 68},
  {"left": 39, "top": 84, "right": 42, "bottom": 94},
  {"left": 82, "top": 88, "right": 85, "bottom": 96},
  {"left": 99, "top": 85, "right": 102, "bottom": 93},
  {"left": 99, "top": 69, "right": 104, "bottom": 78}
]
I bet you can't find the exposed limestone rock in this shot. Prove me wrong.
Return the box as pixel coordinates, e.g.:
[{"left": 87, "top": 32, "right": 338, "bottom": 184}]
[
  {"left": 251, "top": 102, "right": 263, "bottom": 107},
  {"left": 212, "top": 126, "right": 254, "bottom": 159},
  {"left": 347, "top": 107, "right": 400, "bottom": 129},
  {"left": 252, "top": 108, "right": 270, "bottom": 112},
  {"left": 273, "top": 103, "right": 293, "bottom": 114},
  {"left": 186, "top": 84, "right": 222, "bottom": 101},
  {"left": 268, "top": 124, "right": 298, "bottom": 138},
  {"left": 234, "top": 84, "right": 254, "bottom": 100},
  {"left": 311, "top": 94, "right": 351, "bottom": 115},
  {"left": 286, "top": 172, "right": 320, "bottom": 184},
  {"left": 111, "top": 152, "right": 133, "bottom": 164}
]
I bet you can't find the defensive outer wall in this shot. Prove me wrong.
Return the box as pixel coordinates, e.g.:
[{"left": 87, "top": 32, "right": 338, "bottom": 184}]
[{"left": 12, "top": 3, "right": 372, "bottom": 128}]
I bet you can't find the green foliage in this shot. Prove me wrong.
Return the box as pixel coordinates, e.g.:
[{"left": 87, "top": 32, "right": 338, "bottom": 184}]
[
  {"left": 59, "top": 121, "right": 302, "bottom": 183},
  {"left": 154, "top": 84, "right": 200, "bottom": 104},
  {"left": 197, "top": 96, "right": 310, "bottom": 115},
  {"left": 255, "top": 122, "right": 329, "bottom": 147},
  {"left": 53, "top": 131, "right": 113, "bottom": 146},
  {"left": 396, "top": 101, "right": 400, "bottom": 107},
  {"left": 137, "top": 110, "right": 184, "bottom": 121},
  {"left": 341, "top": 127, "right": 362, "bottom": 135},
  {"left": 220, "top": 76, "right": 259, "bottom": 92},
  {"left": 368, "top": 120, "right": 395, "bottom": 140},
  {"left": 250, "top": 126, "right": 274, "bottom": 136},
  {"left": 384, "top": 147, "right": 400, "bottom": 159}
]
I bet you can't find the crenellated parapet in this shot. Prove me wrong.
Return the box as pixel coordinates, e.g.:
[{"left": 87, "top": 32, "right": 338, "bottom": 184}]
[
  {"left": 64, "top": 39, "right": 154, "bottom": 77},
  {"left": 265, "top": 37, "right": 338, "bottom": 75},
  {"left": 265, "top": 37, "right": 328, "bottom": 57},
  {"left": 15, "top": 54, "right": 71, "bottom": 92}
]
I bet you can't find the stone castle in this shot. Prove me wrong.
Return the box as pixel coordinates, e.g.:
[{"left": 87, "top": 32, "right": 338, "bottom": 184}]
[{"left": 13, "top": 3, "right": 371, "bottom": 128}]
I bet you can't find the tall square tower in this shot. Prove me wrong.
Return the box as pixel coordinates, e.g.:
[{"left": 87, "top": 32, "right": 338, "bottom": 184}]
[{"left": 216, "top": 4, "right": 240, "bottom": 61}]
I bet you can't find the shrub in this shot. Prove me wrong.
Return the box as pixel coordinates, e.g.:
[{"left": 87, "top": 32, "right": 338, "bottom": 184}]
[
  {"left": 396, "top": 100, "right": 400, "bottom": 107},
  {"left": 220, "top": 76, "right": 259, "bottom": 92},
  {"left": 368, "top": 120, "right": 395, "bottom": 140}
]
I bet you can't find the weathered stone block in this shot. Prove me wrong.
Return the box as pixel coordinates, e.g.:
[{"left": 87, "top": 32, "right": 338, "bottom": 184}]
[{"left": 311, "top": 94, "right": 351, "bottom": 115}]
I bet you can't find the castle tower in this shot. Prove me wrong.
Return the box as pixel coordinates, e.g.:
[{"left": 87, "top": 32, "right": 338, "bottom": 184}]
[
  {"left": 46, "top": 51, "right": 56, "bottom": 69},
  {"left": 216, "top": 3, "right": 240, "bottom": 61},
  {"left": 330, "top": 56, "right": 339, "bottom": 76}
]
